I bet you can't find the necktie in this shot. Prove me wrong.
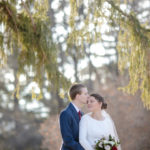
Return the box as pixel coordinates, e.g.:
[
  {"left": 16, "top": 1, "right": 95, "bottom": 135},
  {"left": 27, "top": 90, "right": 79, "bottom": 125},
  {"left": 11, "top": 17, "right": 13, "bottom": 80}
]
[{"left": 78, "top": 111, "right": 81, "bottom": 120}]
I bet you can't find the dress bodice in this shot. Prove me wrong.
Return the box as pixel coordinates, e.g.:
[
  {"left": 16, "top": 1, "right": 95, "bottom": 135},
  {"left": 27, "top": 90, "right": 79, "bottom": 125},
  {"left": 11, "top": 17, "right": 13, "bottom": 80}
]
[
  {"left": 86, "top": 113, "right": 116, "bottom": 142},
  {"left": 79, "top": 112, "right": 119, "bottom": 150}
]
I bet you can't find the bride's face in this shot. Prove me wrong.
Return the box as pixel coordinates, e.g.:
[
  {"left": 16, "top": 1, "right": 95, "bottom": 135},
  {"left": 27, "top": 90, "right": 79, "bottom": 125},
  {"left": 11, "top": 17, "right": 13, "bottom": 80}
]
[{"left": 87, "top": 96, "right": 102, "bottom": 112}]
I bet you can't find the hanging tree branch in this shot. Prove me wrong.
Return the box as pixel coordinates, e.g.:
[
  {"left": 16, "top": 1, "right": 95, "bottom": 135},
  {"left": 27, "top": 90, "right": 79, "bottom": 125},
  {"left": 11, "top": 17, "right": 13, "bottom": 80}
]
[
  {"left": 0, "top": 0, "right": 70, "bottom": 99},
  {"left": 69, "top": 0, "right": 150, "bottom": 109}
]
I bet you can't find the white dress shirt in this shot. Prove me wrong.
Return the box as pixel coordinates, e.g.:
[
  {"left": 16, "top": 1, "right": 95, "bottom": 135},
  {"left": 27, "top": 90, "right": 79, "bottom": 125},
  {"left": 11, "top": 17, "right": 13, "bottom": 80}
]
[{"left": 71, "top": 102, "right": 80, "bottom": 113}]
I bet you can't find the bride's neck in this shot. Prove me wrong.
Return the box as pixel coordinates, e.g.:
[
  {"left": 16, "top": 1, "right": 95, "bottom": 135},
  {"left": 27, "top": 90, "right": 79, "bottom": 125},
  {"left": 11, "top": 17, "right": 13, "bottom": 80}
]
[{"left": 91, "top": 110, "right": 104, "bottom": 121}]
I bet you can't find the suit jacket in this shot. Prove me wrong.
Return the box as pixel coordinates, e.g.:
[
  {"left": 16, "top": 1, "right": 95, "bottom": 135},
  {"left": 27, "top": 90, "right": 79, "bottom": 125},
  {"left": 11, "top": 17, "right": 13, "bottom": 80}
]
[{"left": 59, "top": 103, "right": 84, "bottom": 150}]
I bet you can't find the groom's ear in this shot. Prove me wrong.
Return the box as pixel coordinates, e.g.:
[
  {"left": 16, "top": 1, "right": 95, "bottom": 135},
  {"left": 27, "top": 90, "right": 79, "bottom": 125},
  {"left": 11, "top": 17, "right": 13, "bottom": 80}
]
[{"left": 75, "top": 93, "right": 80, "bottom": 100}]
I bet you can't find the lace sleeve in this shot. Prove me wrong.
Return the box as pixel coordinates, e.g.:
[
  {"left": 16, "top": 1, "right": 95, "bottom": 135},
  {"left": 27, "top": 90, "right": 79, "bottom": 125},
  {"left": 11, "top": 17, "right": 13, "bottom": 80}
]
[
  {"left": 79, "top": 116, "right": 94, "bottom": 150},
  {"left": 102, "top": 110, "right": 122, "bottom": 150}
]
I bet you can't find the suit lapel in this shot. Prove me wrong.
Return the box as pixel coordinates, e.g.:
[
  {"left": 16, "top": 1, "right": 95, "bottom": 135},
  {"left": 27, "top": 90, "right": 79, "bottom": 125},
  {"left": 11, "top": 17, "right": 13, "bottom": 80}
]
[{"left": 69, "top": 103, "right": 80, "bottom": 122}]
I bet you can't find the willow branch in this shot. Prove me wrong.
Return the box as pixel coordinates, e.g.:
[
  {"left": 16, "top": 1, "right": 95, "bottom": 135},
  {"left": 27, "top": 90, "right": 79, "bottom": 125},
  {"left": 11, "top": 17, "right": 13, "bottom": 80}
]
[{"left": 21, "top": 0, "right": 36, "bottom": 32}]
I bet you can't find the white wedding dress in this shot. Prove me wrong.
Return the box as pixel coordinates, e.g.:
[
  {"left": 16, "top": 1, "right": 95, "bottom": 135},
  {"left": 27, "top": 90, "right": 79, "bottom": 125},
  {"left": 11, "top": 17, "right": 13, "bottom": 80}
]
[{"left": 79, "top": 110, "right": 121, "bottom": 150}]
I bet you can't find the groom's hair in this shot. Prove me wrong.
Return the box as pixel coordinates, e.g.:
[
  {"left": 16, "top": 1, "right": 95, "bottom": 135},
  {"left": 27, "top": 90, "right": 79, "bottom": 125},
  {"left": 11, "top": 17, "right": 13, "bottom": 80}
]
[{"left": 69, "top": 83, "right": 86, "bottom": 100}]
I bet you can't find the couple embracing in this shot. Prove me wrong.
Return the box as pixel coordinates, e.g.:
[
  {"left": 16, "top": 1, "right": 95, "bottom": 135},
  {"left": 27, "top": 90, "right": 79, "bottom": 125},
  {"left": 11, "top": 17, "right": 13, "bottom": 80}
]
[{"left": 59, "top": 83, "right": 121, "bottom": 150}]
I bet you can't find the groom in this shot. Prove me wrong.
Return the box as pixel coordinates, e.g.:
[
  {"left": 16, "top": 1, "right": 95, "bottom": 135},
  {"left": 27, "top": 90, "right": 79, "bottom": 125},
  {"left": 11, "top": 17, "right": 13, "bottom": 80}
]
[{"left": 59, "top": 83, "right": 89, "bottom": 150}]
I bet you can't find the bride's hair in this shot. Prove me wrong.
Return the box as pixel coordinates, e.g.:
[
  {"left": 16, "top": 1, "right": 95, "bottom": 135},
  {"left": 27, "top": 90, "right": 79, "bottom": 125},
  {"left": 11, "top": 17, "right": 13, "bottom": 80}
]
[{"left": 90, "top": 93, "right": 107, "bottom": 109}]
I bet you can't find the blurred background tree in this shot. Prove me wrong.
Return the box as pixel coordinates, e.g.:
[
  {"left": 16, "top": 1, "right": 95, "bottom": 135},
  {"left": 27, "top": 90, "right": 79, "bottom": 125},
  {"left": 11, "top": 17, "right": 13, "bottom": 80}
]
[
  {"left": 69, "top": 0, "right": 150, "bottom": 109},
  {"left": 0, "top": 0, "right": 150, "bottom": 150},
  {"left": 0, "top": 0, "right": 69, "bottom": 149}
]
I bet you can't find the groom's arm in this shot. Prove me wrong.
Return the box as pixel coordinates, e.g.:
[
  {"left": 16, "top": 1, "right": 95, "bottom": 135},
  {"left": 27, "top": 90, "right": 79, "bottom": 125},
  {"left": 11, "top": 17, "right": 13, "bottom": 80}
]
[{"left": 60, "top": 111, "right": 84, "bottom": 150}]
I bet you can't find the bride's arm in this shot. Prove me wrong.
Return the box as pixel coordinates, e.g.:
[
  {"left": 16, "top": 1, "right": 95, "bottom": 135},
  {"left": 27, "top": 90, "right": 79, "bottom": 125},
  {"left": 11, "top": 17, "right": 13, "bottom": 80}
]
[
  {"left": 102, "top": 110, "right": 122, "bottom": 150},
  {"left": 79, "top": 116, "right": 94, "bottom": 150}
]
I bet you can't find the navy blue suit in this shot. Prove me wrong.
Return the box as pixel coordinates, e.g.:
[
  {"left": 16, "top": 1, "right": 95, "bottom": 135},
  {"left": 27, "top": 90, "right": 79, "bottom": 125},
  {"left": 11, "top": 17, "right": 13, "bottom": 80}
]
[{"left": 59, "top": 103, "right": 84, "bottom": 150}]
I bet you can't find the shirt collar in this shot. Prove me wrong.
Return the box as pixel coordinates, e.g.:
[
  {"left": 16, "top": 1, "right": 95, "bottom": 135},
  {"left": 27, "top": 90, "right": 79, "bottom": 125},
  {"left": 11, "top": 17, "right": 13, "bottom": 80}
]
[{"left": 71, "top": 102, "right": 80, "bottom": 113}]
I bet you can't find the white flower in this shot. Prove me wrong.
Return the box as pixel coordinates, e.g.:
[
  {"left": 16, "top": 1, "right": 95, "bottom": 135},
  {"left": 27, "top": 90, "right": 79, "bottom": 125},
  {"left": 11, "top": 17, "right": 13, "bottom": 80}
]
[
  {"left": 95, "top": 139, "right": 99, "bottom": 143},
  {"left": 103, "top": 140, "right": 109, "bottom": 144},
  {"left": 104, "top": 145, "right": 111, "bottom": 150},
  {"left": 108, "top": 141, "right": 115, "bottom": 146},
  {"left": 98, "top": 142, "right": 103, "bottom": 148}
]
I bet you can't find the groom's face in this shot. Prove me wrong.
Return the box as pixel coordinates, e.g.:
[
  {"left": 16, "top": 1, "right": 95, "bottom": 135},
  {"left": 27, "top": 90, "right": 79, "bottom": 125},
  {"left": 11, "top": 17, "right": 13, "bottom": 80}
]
[{"left": 78, "top": 87, "right": 89, "bottom": 104}]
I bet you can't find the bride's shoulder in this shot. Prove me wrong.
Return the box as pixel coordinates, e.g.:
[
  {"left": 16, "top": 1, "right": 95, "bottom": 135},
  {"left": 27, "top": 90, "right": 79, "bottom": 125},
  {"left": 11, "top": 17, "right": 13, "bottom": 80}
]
[{"left": 81, "top": 112, "right": 92, "bottom": 120}]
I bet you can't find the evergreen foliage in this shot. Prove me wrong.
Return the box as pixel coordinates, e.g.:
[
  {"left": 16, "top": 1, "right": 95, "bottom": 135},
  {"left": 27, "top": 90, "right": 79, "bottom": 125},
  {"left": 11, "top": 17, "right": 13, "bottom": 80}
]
[
  {"left": 0, "top": 0, "right": 70, "bottom": 98},
  {"left": 69, "top": 0, "right": 150, "bottom": 109}
]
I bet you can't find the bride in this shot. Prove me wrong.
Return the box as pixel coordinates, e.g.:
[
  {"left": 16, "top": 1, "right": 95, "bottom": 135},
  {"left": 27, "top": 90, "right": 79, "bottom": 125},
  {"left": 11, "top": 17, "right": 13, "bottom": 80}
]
[{"left": 79, "top": 93, "right": 121, "bottom": 150}]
